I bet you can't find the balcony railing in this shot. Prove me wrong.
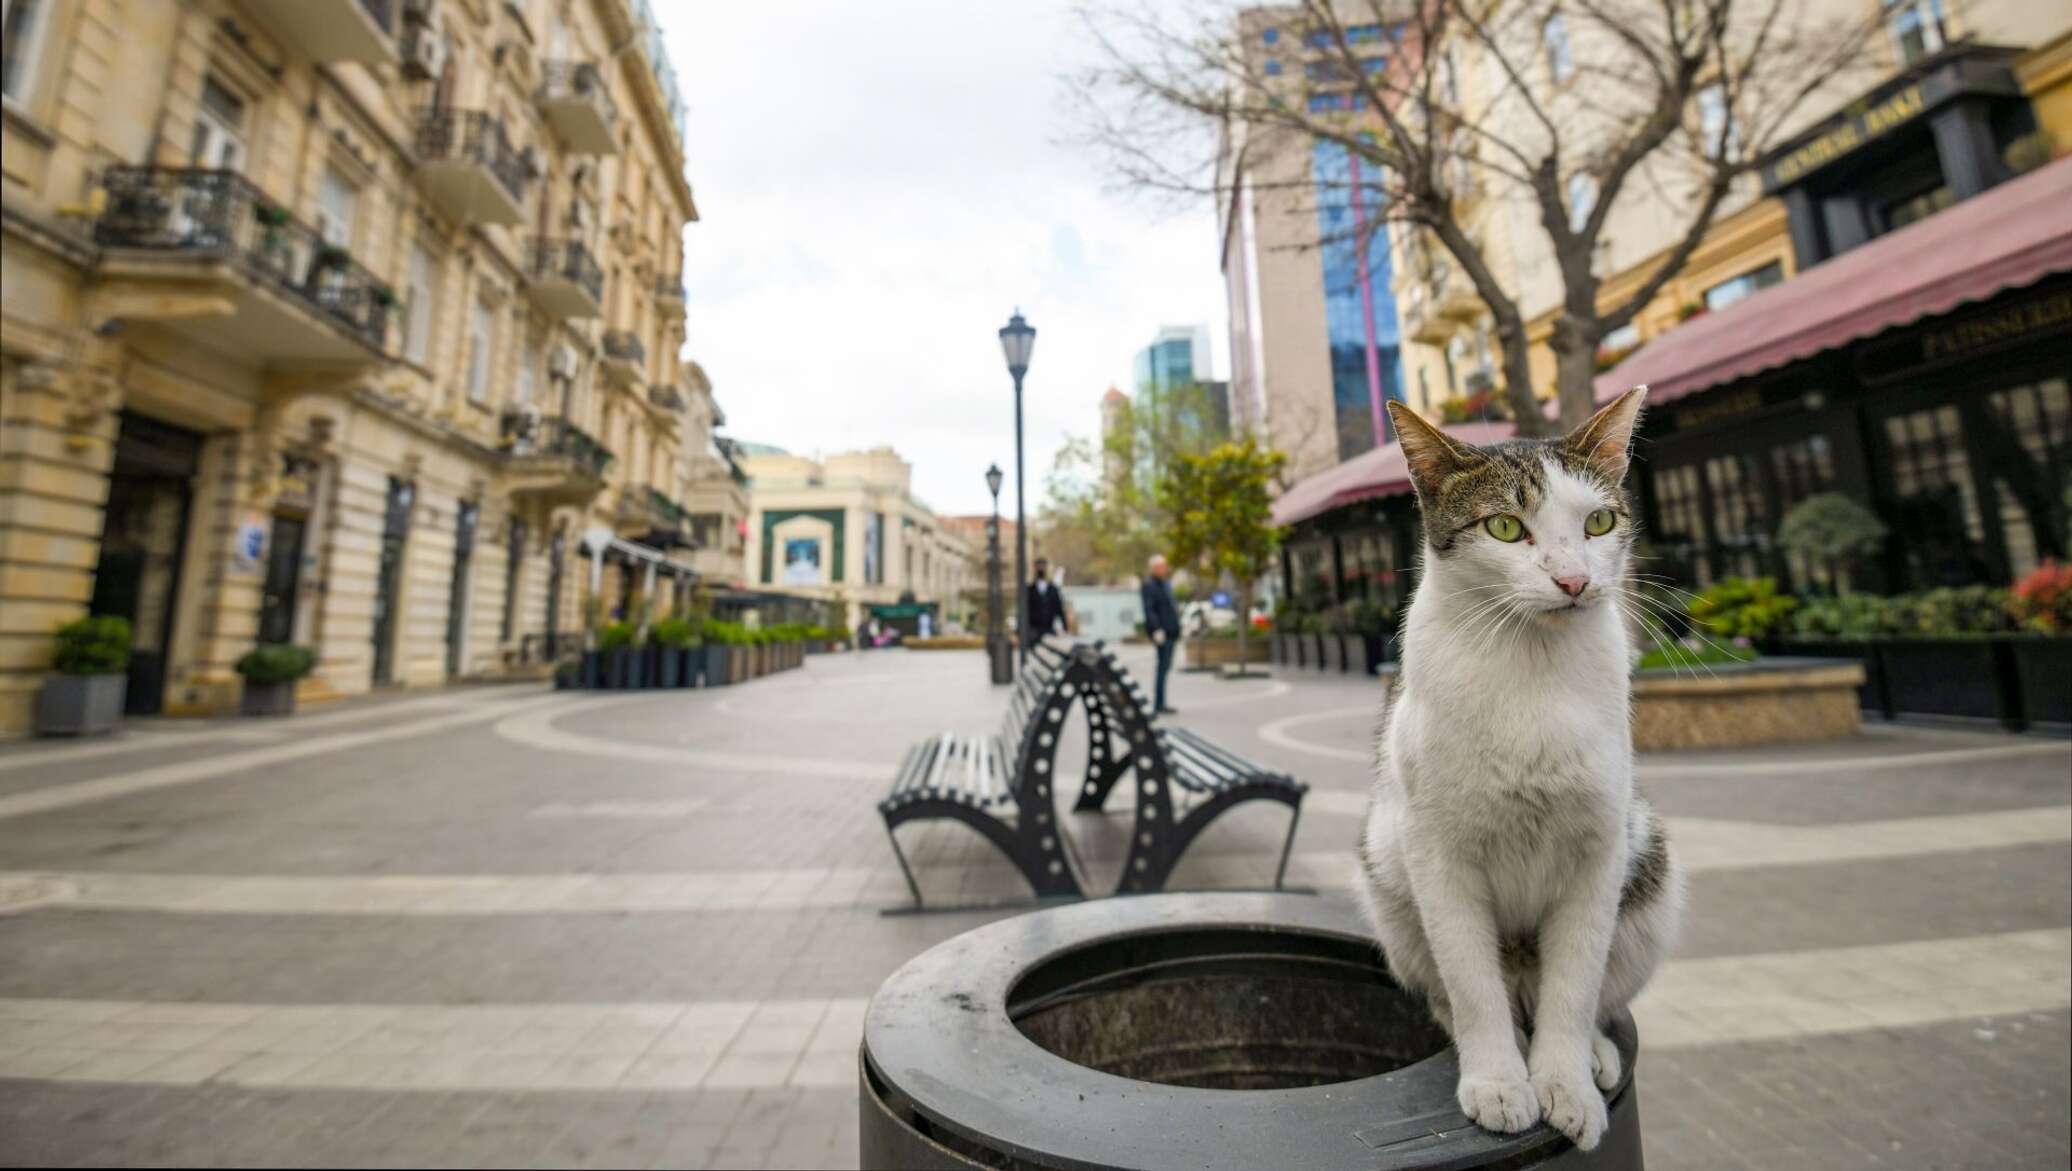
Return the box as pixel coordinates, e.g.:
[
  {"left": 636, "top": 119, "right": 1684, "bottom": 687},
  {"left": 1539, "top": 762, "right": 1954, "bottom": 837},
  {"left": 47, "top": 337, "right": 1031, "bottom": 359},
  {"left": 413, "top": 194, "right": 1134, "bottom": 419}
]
[
  {"left": 525, "top": 237, "right": 603, "bottom": 316},
  {"left": 414, "top": 109, "right": 530, "bottom": 206},
  {"left": 500, "top": 412, "right": 614, "bottom": 478},
  {"left": 648, "top": 383, "right": 686, "bottom": 411},
  {"left": 603, "top": 330, "right": 646, "bottom": 364},
  {"left": 94, "top": 166, "right": 391, "bottom": 351},
  {"left": 537, "top": 61, "right": 620, "bottom": 150},
  {"left": 648, "top": 488, "right": 690, "bottom": 526}
]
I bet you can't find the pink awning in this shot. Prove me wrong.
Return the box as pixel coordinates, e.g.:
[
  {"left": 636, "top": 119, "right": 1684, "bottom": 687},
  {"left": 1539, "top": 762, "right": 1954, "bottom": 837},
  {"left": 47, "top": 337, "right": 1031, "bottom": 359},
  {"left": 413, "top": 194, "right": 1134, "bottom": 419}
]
[
  {"left": 1272, "top": 421, "right": 1514, "bottom": 527},
  {"left": 1596, "top": 154, "right": 2072, "bottom": 406}
]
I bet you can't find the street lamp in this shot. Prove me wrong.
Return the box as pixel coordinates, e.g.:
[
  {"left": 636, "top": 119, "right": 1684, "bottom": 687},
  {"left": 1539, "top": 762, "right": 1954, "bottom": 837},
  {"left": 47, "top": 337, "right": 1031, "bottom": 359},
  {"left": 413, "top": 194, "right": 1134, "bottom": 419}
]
[
  {"left": 998, "top": 310, "right": 1036, "bottom": 668},
  {"left": 984, "top": 463, "right": 1010, "bottom": 684}
]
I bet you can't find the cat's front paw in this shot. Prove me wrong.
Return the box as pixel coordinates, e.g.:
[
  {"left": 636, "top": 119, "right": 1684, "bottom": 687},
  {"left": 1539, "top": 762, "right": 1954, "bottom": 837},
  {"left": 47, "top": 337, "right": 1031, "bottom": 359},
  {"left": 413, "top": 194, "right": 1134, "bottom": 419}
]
[
  {"left": 1590, "top": 1030, "right": 1621, "bottom": 1093},
  {"left": 1456, "top": 1074, "right": 1540, "bottom": 1134},
  {"left": 1531, "top": 1065, "right": 1608, "bottom": 1151}
]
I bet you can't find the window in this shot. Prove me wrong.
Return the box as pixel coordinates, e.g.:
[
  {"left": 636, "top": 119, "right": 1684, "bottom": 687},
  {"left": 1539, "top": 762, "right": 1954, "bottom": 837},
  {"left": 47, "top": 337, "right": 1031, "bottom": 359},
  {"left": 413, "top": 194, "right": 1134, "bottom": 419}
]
[
  {"left": 1883, "top": 0, "right": 1945, "bottom": 66},
  {"left": 1695, "top": 83, "right": 1738, "bottom": 159},
  {"left": 1307, "top": 92, "right": 1354, "bottom": 113},
  {"left": 514, "top": 341, "right": 537, "bottom": 406},
  {"left": 1703, "top": 260, "right": 1783, "bottom": 312},
  {"left": 1567, "top": 173, "right": 1597, "bottom": 232},
  {"left": 189, "top": 78, "right": 247, "bottom": 170},
  {"left": 403, "top": 244, "right": 437, "bottom": 365},
  {"left": 315, "top": 169, "right": 358, "bottom": 249},
  {"left": 465, "top": 300, "right": 494, "bottom": 405},
  {"left": 1, "top": 0, "right": 49, "bottom": 105},
  {"left": 1264, "top": 59, "right": 1282, "bottom": 76},
  {"left": 1261, "top": 26, "right": 1279, "bottom": 45},
  {"left": 1544, "top": 13, "right": 1574, "bottom": 84}
]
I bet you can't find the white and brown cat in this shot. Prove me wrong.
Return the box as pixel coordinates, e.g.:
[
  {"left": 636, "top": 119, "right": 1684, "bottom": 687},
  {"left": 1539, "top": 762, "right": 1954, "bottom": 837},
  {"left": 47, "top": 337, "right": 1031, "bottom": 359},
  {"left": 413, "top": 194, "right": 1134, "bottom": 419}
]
[{"left": 1355, "top": 389, "right": 1682, "bottom": 1151}]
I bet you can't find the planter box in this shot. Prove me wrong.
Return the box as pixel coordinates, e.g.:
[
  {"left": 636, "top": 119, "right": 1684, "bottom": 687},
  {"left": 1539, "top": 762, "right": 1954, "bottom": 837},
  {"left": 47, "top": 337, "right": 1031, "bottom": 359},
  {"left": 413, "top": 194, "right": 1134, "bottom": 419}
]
[
  {"left": 1632, "top": 658, "right": 1864, "bottom": 750},
  {"left": 1875, "top": 638, "right": 2013, "bottom": 725},
  {"left": 579, "top": 651, "right": 601, "bottom": 689},
  {"left": 1319, "top": 634, "right": 1346, "bottom": 674},
  {"left": 654, "top": 648, "right": 683, "bottom": 689},
  {"left": 35, "top": 673, "right": 126, "bottom": 736},
  {"left": 1355, "top": 633, "right": 1394, "bottom": 675},
  {"left": 604, "top": 648, "right": 648, "bottom": 689},
  {"left": 1184, "top": 638, "right": 1271, "bottom": 670},
  {"left": 2012, "top": 637, "right": 2072, "bottom": 727},
  {"left": 704, "top": 644, "right": 734, "bottom": 686},
  {"left": 240, "top": 679, "right": 297, "bottom": 717}
]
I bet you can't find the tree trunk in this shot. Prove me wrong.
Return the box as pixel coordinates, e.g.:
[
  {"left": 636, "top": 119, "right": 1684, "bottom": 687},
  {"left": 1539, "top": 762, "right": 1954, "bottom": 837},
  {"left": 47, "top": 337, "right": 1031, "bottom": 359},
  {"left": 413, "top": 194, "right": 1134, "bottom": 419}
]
[
  {"left": 1494, "top": 314, "right": 1552, "bottom": 436},
  {"left": 1553, "top": 321, "right": 1603, "bottom": 432}
]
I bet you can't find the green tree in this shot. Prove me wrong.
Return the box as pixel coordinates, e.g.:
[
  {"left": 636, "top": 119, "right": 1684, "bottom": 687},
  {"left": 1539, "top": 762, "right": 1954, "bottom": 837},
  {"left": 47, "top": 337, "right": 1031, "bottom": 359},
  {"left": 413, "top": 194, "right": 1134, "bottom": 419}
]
[{"left": 1158, "top": 438, "right": 1288, "bottom": 674}]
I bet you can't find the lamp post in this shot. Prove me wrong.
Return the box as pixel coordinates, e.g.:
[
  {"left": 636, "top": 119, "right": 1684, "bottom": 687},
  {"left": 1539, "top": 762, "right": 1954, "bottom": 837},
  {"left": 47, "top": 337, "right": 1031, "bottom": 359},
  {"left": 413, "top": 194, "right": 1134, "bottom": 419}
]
[
  {"left": 984, "top": 463, "right": 1011, "bottom": 684},
  {"left": 998, "top": 310, "right": 1036, "bottom": 669}
]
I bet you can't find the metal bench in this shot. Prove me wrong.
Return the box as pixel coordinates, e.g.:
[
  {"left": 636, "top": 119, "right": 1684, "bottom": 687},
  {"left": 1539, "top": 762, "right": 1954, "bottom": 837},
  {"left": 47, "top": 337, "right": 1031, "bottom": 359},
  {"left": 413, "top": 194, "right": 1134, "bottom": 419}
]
[{"left": 879, "top": 639, "right": 1306, "bottom": 908}]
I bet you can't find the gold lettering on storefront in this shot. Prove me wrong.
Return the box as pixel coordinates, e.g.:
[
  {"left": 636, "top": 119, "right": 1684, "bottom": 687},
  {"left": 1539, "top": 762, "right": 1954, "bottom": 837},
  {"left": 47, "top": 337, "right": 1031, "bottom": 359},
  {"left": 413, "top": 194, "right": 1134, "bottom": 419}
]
[
  {"left": 1921, "top": 292, "right": 2072, "bottom": 362},
  {"left": 1769, "top": 85, "right": 1926, "bottom": 186}
]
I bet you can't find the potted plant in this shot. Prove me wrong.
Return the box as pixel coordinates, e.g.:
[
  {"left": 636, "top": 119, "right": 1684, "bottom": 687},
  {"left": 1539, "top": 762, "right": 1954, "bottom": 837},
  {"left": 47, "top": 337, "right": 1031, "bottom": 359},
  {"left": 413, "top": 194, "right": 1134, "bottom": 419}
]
[
  {"left": 553, "top": 659, "right": 579, "bottom": 690},
  {"left": 650, "top": 617, "right": 695, "bottom": 688},
  {"left": 35, "top": 615, "right": 131, "bottom": 736},
  {"left": 597, "top": 621, "right": 638, "bottom": 689},
  {"left": 2009, "top": 560, "right": 2072, "bottom": 726},
  {"left": 235, "top": 643, "right": 317, "bottom": 716},
  {"left": 701, "top": 619, "right": 740, "bottom": 686},
  {"left": 1318, "top": 609, "right": 1346, "bottom": 674},
  {"left": 1351, "top": 599, "right": 1397, "bottom": 674}
]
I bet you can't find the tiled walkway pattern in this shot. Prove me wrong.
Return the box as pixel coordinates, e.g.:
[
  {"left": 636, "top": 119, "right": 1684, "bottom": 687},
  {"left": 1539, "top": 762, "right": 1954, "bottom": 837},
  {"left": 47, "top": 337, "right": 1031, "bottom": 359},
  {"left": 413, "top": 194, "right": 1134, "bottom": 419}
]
[{"left": 0, "top": 651, "right": 2067, "bottom": 1169}]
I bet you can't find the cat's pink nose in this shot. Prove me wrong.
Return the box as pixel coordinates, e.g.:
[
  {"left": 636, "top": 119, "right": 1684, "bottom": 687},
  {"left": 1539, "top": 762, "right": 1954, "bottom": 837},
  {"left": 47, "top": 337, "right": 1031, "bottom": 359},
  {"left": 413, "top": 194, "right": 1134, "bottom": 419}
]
[{"left": 1553, "top": 573, "right": 1590, "bottom": 599}]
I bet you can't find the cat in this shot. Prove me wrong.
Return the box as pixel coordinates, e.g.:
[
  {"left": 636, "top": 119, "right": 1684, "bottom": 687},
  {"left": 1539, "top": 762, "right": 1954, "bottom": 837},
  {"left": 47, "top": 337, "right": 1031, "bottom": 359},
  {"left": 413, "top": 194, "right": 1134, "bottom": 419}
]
[{"left": 1354, "top": 388, "right": 1683, "bottom": 1152}]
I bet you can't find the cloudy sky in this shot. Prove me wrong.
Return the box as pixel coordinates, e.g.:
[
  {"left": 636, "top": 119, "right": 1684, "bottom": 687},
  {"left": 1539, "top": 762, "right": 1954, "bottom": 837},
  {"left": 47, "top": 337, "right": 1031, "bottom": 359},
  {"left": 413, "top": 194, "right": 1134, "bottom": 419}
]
[{"left": 661, "top": 1, "right": 1228, "bottom": 519}]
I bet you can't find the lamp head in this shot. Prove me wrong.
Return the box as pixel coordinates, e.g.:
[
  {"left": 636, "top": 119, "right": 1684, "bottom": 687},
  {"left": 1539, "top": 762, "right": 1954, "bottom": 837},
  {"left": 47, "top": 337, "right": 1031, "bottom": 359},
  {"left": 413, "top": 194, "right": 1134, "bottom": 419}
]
[
  {"left": 998, "top": 310, "right": 1036, "bottom": 378},
  {"left": 984, "top": 463, "right": 1004, "bottom": 499}
]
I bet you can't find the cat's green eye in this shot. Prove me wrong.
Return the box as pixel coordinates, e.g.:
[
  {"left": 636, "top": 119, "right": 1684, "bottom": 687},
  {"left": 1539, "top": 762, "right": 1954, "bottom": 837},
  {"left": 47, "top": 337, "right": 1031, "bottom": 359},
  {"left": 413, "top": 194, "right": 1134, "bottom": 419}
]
[
  {"left": 1584, "top": 508, "right": 1617, "bottom": 537},
  {"left": 1484, "top": 515, "right": 1525, "bottom": 543}
]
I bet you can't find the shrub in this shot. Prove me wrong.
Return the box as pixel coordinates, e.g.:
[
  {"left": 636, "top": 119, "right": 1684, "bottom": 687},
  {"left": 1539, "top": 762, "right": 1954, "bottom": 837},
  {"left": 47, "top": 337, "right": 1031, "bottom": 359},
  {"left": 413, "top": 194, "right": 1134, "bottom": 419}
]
[
  {"left": 52, "top": 615, "right": 131, "bottom": 675},
  {"left": 2010, "top": 561, "right": 2072, "bottom": 633},
  {"left": 1889, "top": 586, "right": 2018, "bottom": 636},
  {"left": 1638, "top": 637, "right": 1758, "bottom": 671},
  {"left": 1791, "top": 593, "right": 1895, "bottom": 638},
  {"left": 701, "top": 619, "right": 749, "bottom": 646},
  {"left": 234, "top": 643, "right": 317, "bottom": 685},
  {"left": 649, "top": 617, "right": 695, "bottom": 648},
  {"left": 1349, "top": 599, "right": 1396, "bottom": 637},
  {"left": 595, "top": 621, "right": 637, "bottom": 651},
  {"left": 1687, "top": 577, "right": 1796, "bottom": 641}
]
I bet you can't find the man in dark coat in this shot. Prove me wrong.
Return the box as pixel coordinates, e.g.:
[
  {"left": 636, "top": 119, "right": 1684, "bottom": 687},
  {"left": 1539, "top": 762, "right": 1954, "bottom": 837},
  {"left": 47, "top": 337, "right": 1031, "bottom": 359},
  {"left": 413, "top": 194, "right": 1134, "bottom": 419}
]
[
  {"left": 1140, "top": 554, "right": 1181, "bottom": 715},
  {"left": 1024, "top": 558, "right": 1066, "bottom": 648}
]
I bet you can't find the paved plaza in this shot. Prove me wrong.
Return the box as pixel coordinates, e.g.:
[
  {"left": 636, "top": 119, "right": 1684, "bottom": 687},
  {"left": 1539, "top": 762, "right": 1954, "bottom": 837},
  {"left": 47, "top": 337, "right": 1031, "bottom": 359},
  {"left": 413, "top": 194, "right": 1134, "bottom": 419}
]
[{"left": 0, "top": 647, "right": 2067, "bottom": 1169}]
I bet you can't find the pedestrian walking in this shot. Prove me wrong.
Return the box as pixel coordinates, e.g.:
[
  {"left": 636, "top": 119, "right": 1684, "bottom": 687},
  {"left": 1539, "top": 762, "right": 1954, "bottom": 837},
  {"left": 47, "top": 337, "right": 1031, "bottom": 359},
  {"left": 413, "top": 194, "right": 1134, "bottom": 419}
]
[{"left": 1140, "top": 554, "right": 1181, "bottom": 715}]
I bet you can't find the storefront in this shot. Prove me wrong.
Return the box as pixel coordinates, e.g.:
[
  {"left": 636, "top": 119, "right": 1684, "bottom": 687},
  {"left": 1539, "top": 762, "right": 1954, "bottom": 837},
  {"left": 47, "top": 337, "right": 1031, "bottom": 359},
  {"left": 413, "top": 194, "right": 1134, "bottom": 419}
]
[
  {"left": 1273, "top": 158, "right": 2071, "bottom": 601},
  {"left": 89, "top": 413, "right": 203, "bottom": 715}
]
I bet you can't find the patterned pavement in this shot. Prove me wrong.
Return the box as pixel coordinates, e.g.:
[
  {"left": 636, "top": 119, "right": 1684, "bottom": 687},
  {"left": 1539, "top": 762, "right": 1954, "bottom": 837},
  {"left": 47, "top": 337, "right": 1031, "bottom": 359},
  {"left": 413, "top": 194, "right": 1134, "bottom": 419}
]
[{"left": 0, "top": 647, "right": 2066, "bottom": 1169}]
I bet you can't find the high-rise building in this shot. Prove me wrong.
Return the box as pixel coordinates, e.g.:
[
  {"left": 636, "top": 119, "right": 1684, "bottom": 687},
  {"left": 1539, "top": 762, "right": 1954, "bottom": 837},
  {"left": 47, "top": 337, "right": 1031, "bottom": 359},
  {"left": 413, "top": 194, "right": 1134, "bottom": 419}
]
[
  {"left": 1219, "top": 10, "right": 1412, "bottom": 482},
  {"left": 1132, "top": 325, "right": 1210, "bottom": 401}
]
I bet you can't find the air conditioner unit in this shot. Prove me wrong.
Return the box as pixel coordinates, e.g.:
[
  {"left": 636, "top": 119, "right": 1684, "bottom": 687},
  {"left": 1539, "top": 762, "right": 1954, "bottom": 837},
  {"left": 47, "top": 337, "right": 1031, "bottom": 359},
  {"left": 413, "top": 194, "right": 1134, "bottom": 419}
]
[
  {"left": 548, "top": 345, "right": 577, "bottom": 379},
  {"left": 400, "top": 28, "right": 444, "bottom": 82}
]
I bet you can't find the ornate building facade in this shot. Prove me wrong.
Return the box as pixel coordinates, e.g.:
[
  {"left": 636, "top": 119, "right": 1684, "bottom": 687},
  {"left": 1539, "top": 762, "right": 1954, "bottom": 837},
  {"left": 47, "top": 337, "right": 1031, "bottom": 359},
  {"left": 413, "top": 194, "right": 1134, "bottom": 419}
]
[{"left": 0, "top": 0, "right": 746, "bottom": 733}]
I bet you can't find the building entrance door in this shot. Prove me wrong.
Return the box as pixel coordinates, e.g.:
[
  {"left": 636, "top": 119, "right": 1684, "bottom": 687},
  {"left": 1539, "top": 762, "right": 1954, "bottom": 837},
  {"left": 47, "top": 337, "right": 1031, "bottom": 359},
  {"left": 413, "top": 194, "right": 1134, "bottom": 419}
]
[
  {"left": 445, "top": 501, "right": 478, "bottom": 678},
  {"left": 89, "top": 414, "right": 201, "bottom": 715},
  {"left": 371, "top": 477, "right": 413, "bottom": 685}
]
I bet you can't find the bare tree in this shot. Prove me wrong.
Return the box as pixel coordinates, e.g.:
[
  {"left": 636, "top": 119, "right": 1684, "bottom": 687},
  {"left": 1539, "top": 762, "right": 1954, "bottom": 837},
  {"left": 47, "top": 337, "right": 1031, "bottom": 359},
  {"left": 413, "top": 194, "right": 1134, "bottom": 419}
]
[{"left": 1073, "top": 0, "right": 1886, "bottom": 435}]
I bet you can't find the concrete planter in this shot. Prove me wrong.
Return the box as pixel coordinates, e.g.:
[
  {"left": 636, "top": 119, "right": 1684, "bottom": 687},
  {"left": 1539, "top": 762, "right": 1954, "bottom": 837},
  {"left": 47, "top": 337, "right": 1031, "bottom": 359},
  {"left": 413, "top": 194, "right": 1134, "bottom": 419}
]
[
  {"left": 1184, "top": 638, "right": 1270, "bottom": 670},
  {"left": 239, "top": 680, "right": 296, "bottom": 717},
  {"left": 703, "top": 644, "right": 735, "bottom": 686},
  {"left": 1780, "top": 635, "right": 2072, "bottom": 731},
  {"left": 1630, "top": 658, "right": 1864, "bottom": 750},
  {"left": 35, "top": 673, "right": 127, "bottom": 736},
  {"left": 654, "top": 648, "right": 683, "bottom": 688}
]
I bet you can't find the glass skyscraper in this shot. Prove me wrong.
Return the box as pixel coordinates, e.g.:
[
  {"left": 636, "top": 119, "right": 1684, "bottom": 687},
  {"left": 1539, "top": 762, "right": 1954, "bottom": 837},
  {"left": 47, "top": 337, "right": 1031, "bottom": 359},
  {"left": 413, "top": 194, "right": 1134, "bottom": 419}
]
[{"left": 1311, "top": 141, "right": 1406, "bottom": 460}]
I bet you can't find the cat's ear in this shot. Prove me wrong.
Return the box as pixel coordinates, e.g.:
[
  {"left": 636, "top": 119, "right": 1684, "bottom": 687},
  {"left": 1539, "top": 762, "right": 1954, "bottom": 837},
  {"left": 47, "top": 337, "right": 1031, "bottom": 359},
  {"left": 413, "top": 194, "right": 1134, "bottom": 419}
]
[
  {"left": 1387, "top": 401, "right": 1483, "bottom": 501},
  {"left": 1565, "top": 386, "right": 1648, "bottom": 482}
]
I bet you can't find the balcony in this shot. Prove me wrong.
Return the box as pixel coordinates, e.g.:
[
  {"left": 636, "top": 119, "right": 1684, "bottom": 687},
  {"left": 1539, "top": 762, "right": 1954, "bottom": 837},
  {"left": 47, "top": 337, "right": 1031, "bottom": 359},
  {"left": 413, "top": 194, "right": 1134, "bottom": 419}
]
[
  {"left": 91, "top": 167, "right": 390, "bottom": 362},
  {"left": 655, "top": 273, "right": 685, "bottom": 318},
  {"left": 536, "top": 61, "right": 619, "bottom": 155},
  {"left": 525, "top": 238, "right": 602, "bottom": 319},
  {"left": 1431, "top": 260, "right": 1483, "bottom": 322},
  {"left": 249, "top": 0, "right": 397, "bottom": 66},
  {"left": 600, "top": 330, "right": 645, "bottom": 388},
  {"left": 648, "top": 383, "right": 686, "bottom": 412},
  {"left": 1399, "top": 286, "right": 1454, "bottom": 346},
  {"left": 642, "top": 488, "right": 696, "bottom": 549},
  {"left": 499, "top": 413, "right": 613, "bottom": 506},
  {"left": 413, "top": 110, "right": 529, "bottom": 226}
]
